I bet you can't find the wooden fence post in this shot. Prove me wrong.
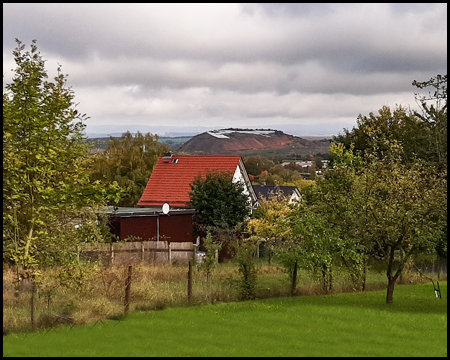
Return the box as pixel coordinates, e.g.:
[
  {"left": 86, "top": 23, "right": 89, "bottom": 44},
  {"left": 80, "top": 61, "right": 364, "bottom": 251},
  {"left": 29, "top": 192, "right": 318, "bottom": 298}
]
[
  {"left": 111, "top": 243, "right": 114, "bottom": 265},
  {"left": 187, "top": 260, "right": 193, "bottom": 301},
  {"left": 124, "top": 265, "right": 132, "bottom": 315},
  {"left": 141, "top": 242, "right": 145, "bottom": 262},
  {"left": 30, "top": 279, "right": 35, "bottom": 330},
  {"left": 168, "top": 242, "right": 172, "bottom": 264}
]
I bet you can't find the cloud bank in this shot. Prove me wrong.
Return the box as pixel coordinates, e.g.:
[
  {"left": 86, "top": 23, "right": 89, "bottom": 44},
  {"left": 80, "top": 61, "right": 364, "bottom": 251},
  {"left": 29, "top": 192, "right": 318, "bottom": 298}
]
[{"left": 3, "top": 3, "right": 447, "bottom": 137}]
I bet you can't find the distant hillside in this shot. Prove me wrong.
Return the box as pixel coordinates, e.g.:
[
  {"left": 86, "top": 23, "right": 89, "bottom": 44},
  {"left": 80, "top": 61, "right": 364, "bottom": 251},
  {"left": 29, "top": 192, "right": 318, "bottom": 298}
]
[
  {"left": 177, "top": 129, "right": 331, "bottom": 159},
  {"left": 87, "top": 136, "right": 192, "bottom": 152}
]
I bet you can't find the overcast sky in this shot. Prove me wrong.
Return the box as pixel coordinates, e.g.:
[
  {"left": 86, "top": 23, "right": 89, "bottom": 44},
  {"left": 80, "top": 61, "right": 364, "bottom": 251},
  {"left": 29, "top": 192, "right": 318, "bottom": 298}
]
[{"left": 3, "top": 3, "right": 447, "bottom": 137}]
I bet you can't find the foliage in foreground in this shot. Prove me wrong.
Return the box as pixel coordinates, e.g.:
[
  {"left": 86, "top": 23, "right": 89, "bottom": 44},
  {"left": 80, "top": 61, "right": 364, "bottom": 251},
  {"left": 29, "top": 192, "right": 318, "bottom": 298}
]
[{"left": 3, "top": 39, "right": 122, "bottom": 272}]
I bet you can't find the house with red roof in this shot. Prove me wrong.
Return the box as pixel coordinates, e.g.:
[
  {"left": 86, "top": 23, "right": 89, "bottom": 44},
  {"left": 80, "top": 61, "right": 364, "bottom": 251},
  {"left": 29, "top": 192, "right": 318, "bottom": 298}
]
[
  {"left": 104, "top": 154, "right": 257, "bottom": 262},
  {"left": 137, "top": 153, "right": 257, "bottom": 209}
]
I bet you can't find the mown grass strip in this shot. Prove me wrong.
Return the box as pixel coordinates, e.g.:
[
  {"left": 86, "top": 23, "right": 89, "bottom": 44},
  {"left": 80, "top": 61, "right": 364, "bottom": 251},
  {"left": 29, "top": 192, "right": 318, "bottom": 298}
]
[{"left": 3, "top": 282, "right": 446, "bottom": 357}]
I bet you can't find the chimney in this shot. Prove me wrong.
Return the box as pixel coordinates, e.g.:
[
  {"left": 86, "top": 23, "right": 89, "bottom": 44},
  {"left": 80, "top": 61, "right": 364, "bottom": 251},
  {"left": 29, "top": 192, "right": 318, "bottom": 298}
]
[{"left": 162, "top": 152, "right": 174, "bottom": 164}]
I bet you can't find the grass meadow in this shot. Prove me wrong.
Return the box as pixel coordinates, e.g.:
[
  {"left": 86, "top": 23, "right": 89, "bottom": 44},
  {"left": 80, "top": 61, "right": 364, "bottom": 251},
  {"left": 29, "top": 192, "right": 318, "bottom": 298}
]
[
  {"left": 3, "top": 281, "right": 446, "bottom": 357},
  {"left": 4, "top": 258, "right": 409, "bottom": 335}
]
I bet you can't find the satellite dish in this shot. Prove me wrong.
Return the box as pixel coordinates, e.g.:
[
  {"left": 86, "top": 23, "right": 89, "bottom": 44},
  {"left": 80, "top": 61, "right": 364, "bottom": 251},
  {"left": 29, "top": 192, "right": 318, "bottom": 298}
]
[{"left": 162, "top": 203, "right": 170, "bottom": 214}]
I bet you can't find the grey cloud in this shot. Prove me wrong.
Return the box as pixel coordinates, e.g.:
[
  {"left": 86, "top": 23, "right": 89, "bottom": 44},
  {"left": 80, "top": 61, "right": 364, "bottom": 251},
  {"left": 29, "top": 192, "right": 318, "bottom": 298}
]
[
  {"left": 242, "top": 3, "right": 335, "bottom": 18},
  {"left": 4, "top": 3, "right": 445, "bottom": 67},
  {"left": 64, "top": 55, "right": 428, "bottom": 98},
  {"left": 3, "top": 3, "right": 446, "bottom": 136}
]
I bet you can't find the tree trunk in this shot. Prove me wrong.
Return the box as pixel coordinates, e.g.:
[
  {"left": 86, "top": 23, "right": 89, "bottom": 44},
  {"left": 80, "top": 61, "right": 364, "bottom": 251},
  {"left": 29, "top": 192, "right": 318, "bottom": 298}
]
[
  {"left": 362, "top": 260, "right": 367, "bottom": 291},
  {"left": 329, "top": 268, "right": 333, "bottom": 292},
  {"left": 322, "top": 266, "right": 328, "bottom": 293},
  {"left": 386, "top": 276, "right": 396, "bottom": 304},
  {"left": 386, "top": 268, "right": 402, "bottom": 304},
  {"left": 385, "top": 244, "right": 408, "bottom": 304},
  {"left": 291, "top": 259, "right": 298, "bottom": 296},
  {"left": 321, "top": 264, "right": 332, "bottom": 294}
]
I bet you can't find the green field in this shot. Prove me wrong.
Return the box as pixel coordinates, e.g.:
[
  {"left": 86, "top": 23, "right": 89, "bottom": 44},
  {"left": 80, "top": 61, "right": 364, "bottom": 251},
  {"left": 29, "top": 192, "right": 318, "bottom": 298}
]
[{"left": 3, "top": 282, "right": 446, "bottom": 357}]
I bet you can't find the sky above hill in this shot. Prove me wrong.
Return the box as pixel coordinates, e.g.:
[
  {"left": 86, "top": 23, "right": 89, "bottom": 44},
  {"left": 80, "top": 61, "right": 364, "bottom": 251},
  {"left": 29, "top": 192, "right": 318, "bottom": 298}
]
[{"left": 3, "top": 3, "right": 447, "bottom": 137}]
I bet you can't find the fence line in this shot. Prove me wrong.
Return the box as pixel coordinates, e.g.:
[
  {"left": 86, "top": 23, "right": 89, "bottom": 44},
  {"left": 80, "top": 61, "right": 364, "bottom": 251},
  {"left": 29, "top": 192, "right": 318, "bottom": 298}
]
[{"left": 79, "top": 241, "right": 195, "bottom": 265}]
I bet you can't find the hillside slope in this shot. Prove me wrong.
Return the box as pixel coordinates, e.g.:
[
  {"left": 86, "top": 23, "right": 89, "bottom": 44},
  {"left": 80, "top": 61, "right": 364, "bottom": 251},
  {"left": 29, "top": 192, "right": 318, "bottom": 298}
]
[{"left": 177, "top": 129, "right": 331, "bottom": 158}]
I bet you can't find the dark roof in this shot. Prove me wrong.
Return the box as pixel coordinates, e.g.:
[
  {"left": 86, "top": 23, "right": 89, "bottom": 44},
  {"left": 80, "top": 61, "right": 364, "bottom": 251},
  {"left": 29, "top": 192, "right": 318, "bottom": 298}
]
[
  {"left": 252, "top": 185, "right": 300, "bottom": 200},
  {"left": 100, "top": 206, "right": 196, "bottom": 217}
]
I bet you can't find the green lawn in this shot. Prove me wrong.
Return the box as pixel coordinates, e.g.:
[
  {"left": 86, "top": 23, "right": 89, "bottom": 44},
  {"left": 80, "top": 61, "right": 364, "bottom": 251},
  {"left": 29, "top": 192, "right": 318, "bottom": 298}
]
[{"left": 3, "top": 282, "right": 447, "bottom": 357}]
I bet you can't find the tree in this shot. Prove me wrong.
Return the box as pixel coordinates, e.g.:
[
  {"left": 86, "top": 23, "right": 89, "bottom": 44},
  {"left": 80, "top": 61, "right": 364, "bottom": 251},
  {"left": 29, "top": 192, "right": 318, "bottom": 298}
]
[
  {"left": 412, "top": 74, "right": 447, "bottom": 164},
  {"left": 197, "top": 232, "right": 222, "bottom": 282},
  {"left": 230, "top": 236, "right": 259, "bottom": 300},
  {"left": 332, "top": 105, "right": 428, "bottom": 164},
  {"left": 3, "top": 39, "right": 120, "bottom": 271},
  {"left": 412, "top": 74, "right": 447, "bottom": 261},
  {"left": 89, "top": 131, "right": 169, "bottom": 206},
  {"left": 243, "top": 156, "right": 274, "bottom": 177},
  {"left": 248, "top": 194, "right": 341, "bottom": 295},
  {"left": 250, "top": 197, "right": 303, "bottom": 295},
  {"left": 188, "top": 170, "right": 250, "bottom": 237},
  {"left": 315, "top": 142, "right": 446, "bottom": 304},
  {"left": 334, "top": 74, "right": 447, "bottom": 167},
  {"left": 248, "top": 196, "right": 294, "bottom": 266}
]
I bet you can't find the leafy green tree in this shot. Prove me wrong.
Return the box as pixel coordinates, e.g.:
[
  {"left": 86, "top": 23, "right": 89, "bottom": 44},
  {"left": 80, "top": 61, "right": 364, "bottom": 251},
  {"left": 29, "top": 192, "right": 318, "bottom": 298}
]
[
  {"left": 248, "top": 196, "right": 294, "bottom": 266},
  {"left": 302, "top": 144, "right": 368, "bottom": 291},
  {"left": 249, "top": 196, "right": 303, "bottom": 295},
  {"left": 188, "top": 170, "right": 250, "bottom": 237},
  {"left": 334, "top": 75, "right": 447, "bottom": 167},
  {"left": 3, "top": 39, "right": 120, "bottom": 271},
  {"left": 197, "top": 232, "right": 222, "bottom": 282},
  {"left": 361, "top": 157, "right": 445, "bottom": 303},
  {"left": 229, "top": 237, "right": 259, "bottom": 300},
  {"left": 333, "top": 105, "right": 427, "bottom": 164},
  {"left": 243, "top": 156, "right": 274, "bottom": 176},
  {"left": 412, "top": 74, "right": 447, "bottom": 164},
  {"left": 258, "top": 170, "right": 284, "bottom": 186},
  {"left": 288, "top": 207, "right": 341, "bottom": 294},
  {"left": 89, "top": 131, "right": 169, "bottom": 206},
  {"left": 249, "top": 194, "right": 341, "bottom": 295},
  {"left": 313, "top": 142, "right": 446, "bottom": 304},
  {"left": 412, "top": 75, "right": 447, "bottom": 260},
  {"left": 269, "top": 164, "right": 302, "bottom": 183}
]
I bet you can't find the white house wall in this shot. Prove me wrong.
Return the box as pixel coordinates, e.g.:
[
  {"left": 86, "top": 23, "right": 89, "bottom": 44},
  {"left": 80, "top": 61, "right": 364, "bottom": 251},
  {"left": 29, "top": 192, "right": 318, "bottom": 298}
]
[{"left": 233, "top": 163, "right": 257, "bottom": 206}]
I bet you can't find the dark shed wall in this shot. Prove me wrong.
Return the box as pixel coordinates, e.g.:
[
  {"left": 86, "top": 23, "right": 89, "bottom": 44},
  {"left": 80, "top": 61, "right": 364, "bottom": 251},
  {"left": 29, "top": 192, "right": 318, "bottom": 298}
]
[
  {"left": 159, "top": 214, "right": 195, "bottom": 242},
  {"left": 120, "top": 216, "right": 156, "bottom": 241},
  {"left": 116, "top": 213, "right": 196, "bottom": 243}
]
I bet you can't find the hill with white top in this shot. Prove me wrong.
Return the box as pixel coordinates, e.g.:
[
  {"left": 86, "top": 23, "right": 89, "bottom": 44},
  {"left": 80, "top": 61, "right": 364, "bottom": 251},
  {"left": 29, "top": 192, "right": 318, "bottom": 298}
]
[{"left": 177, "top": 128, "right": 331, "bottom": 158}]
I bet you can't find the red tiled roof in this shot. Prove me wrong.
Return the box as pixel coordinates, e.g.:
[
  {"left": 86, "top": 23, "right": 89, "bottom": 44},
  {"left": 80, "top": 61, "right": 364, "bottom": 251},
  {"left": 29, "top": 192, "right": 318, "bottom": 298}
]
[{"left": 137, "top": 155, "right": 243, "bottom": 207}]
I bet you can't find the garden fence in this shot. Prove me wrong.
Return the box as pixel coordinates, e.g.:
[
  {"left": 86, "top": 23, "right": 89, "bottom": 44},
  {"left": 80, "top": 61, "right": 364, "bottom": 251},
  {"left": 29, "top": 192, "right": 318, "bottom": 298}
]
[{"left": 79, "top": 240, "right": 195, "bottom": 266}]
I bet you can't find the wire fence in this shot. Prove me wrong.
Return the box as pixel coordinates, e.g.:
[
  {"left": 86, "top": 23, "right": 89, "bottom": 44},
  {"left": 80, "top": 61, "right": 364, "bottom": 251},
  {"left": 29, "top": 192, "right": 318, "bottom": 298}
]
[{"left": 3, "top": 251, "right": 446, "bottom": 335}]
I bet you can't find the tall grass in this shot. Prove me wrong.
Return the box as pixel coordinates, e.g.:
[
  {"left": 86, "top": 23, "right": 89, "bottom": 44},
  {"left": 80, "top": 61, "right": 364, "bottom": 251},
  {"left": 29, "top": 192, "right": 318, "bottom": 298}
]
[
  {"left": 3, "top": 282, "right": 447, "bottom": 357},
  {"left": 3, "top": 259, "right": 444, "bottom": 335}
]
